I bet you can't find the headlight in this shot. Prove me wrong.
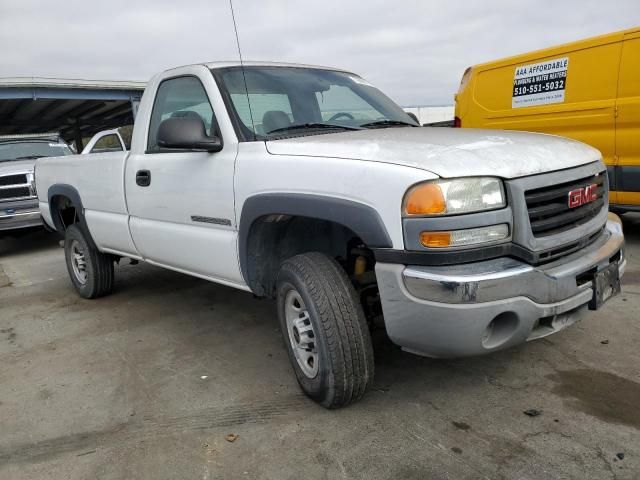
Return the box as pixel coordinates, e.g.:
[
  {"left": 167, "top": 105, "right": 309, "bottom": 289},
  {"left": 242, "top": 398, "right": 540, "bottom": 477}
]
[
  {"left": 28, "top": 170, "right": 37, "bottom": 196},
  {"left": 403, "top": 177, "right": 505, "bottom": 216}
]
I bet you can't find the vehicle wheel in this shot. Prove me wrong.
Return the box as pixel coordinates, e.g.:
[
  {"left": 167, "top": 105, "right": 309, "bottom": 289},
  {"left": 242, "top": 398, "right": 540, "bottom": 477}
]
[
  {"left": 64, "top": 224, "right": 114, "bottom": 299},
  {"left": 276, "top": 252, "right": 374, "bottom": 408}
]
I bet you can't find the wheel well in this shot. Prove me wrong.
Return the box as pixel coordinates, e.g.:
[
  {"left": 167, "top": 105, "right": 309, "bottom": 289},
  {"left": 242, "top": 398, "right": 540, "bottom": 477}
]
[
  {"left": 50, "top": 194, "right": 79, "bottom": 231},
  {"left": 246, "top": 215, "right": 375, "bottom": 298},
  {"left": 49, "top": 193, "right": 107, "bottom": 258}
]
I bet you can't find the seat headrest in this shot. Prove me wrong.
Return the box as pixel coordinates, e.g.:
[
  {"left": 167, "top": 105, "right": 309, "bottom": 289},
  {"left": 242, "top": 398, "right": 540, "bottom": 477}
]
[
  {"left": 262, "top": 110, "right": 291, "bottom": 134},
  {"left": 171, "top": 110, "right": 202, "bottom": 121}
]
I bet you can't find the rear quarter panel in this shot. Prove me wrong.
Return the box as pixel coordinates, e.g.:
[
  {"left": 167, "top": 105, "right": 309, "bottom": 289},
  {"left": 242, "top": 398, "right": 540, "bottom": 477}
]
[{"left": 36, "top": 151, "right": 137, "bottom": 255}]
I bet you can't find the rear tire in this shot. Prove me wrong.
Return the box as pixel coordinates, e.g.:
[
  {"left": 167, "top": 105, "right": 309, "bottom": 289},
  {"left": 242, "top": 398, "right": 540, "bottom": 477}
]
[
  {"left": 64, "top": 224, "right": 114, "bottom": 299},
  {"left": 276, "top": 252, "right": 374, "bottom": 408}
]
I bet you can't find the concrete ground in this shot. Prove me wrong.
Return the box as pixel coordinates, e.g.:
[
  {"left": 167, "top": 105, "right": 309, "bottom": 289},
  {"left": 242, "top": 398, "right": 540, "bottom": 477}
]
[{"left": 1, "top": 215, "right": 639, "bottom": 480}]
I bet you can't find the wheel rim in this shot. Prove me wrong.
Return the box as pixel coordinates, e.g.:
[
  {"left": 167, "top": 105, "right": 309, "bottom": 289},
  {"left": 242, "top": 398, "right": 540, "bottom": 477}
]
[
  {"left": 284, "top": 289, "right": 319, "bottom": 378},
  {"left": 70, "top": 239, "right": 88, "bottom": 284}
]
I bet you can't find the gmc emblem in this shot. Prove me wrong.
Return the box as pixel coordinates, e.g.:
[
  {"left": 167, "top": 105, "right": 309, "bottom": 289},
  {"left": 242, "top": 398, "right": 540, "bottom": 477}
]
[{"left": 568, "top": 184, "right": 598, "bottom": 208}]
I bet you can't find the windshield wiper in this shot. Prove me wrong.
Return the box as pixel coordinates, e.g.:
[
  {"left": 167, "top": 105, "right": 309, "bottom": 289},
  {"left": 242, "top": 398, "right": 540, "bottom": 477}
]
[
  {"left": 12, "top": 155, "right": 47, "bottom": 160},
  {"left": 267, "top": 123, "right": 363, "bottom": 135},
  {"left": 359, "top": 120, "right": 417, "bottom": 128}
]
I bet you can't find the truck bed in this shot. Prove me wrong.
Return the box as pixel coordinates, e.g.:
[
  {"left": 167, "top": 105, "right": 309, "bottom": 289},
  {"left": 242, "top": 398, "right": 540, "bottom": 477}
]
[{"left": 36, "top": 151, "right": 135, "bottom": 255}]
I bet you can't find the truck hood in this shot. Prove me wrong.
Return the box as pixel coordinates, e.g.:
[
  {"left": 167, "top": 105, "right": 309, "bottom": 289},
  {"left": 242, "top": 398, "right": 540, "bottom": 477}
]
[
  {"left": 265, "top": 127, "right": 601, "bottom": 179},
  {"left": 0, "top": 159, "right": 36, "bottom": 175}
]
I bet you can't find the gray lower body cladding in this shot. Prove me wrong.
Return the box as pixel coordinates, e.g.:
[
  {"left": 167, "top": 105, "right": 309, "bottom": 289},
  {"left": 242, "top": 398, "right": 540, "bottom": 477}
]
[{"left": 376, "top": 213, "right": 625, "bottom": 358}]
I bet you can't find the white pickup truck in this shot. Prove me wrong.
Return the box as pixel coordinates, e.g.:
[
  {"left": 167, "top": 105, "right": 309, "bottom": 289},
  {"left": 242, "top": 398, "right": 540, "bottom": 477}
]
[{"left": 36, "top": 61, "right": 625, "bottom": 408}]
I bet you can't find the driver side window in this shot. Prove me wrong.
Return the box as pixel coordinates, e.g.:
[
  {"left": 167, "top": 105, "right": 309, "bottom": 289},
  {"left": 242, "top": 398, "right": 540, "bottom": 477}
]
[{"left": 147, "top": 76, "right": 216, "bottom": 152}]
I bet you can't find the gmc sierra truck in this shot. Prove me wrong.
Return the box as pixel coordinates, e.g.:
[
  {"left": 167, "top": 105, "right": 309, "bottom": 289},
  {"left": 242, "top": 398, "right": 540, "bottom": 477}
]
[
  {"left": 0, "top": 133, "right": 72, "bottom": 232},
  {"left": 35, "top": 62, "right": 625, "bottom": 408}
]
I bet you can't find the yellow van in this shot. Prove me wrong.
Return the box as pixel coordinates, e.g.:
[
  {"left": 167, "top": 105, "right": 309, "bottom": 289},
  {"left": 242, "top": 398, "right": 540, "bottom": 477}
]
[{"left": 455, "top": 27, "right": 640, "bottom": 212}]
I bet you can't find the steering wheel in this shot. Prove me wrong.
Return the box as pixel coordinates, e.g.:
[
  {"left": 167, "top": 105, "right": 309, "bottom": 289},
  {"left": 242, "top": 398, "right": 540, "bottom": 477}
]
[{"left": 328, "top": 112, "right": 355, "bottom": 121}]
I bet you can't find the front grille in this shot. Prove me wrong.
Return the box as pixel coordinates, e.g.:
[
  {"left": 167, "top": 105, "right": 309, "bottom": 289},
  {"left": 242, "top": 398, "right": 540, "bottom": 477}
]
[
  {"left": 0, "top": 174, "right": 27, "bottom": 186},
  {"left": 525, "top": 172, "right": 606, "bottom": 237},
  {"left": 0, "top": 186, "right": 31, "bottom": 200},
  {"left": 534, "top": 227, "right": 603, "bottom": 263}
]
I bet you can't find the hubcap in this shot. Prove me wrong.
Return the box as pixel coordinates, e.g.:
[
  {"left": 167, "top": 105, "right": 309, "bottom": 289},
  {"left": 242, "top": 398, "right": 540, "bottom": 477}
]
[
  {"left": 284, "top": 289, "right": 318, "bottom": 378},
  {"left": 70, "top": 240, "right": 88, "bottom": 284}
]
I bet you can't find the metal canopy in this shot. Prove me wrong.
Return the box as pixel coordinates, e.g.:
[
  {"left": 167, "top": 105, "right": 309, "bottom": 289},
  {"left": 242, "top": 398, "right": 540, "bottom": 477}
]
[{"left": 0, "top": 77, "right": 146, "bottom": 148}]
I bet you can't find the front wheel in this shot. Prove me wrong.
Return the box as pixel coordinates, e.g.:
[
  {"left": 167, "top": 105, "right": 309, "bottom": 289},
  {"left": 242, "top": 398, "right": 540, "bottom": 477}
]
[
  {"left": 276, "top": 252, "right": 374, "bottom": 408},
  {"left": 64, "top": 224, "right": 114, "bottom": 299}
]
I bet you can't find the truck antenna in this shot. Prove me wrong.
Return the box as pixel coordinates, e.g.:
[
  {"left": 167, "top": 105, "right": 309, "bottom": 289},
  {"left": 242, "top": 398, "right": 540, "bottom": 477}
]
[{"left": 229, "top": 0, "right": 256, "bottom": 139}]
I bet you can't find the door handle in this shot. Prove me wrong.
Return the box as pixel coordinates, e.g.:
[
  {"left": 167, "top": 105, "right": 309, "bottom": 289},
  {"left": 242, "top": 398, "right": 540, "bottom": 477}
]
[{"left": 136, "top": 170, "right": 151, "bottom": 187}]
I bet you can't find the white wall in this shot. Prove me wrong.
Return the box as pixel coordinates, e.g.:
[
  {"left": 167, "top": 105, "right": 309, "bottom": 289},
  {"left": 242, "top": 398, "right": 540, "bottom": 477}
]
[{"left": 403, "top": 105, "right": 454, "bottom": 125}]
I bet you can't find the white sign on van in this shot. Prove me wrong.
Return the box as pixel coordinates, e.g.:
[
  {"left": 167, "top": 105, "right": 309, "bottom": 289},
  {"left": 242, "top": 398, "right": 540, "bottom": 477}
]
[{"left": 512, "top": 57, "right": 568, "bottom": 108}]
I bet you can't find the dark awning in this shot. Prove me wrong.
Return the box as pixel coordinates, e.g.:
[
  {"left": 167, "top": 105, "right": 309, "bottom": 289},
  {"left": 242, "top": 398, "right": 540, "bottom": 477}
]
[{"left": 0, "top": 78, "right": 145, "bottom": 147}]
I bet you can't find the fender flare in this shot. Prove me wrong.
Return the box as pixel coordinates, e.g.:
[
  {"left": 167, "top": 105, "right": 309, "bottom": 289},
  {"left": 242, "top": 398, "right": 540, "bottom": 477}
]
[
  {"left": 47, "top": 184, "right": 97, "bottom": 248},
  {"left": 238, "top": 193, "right": 393, "bottom": 283},
  {"left": 47, "top": 184, "right": 84, "bottom": 232}
]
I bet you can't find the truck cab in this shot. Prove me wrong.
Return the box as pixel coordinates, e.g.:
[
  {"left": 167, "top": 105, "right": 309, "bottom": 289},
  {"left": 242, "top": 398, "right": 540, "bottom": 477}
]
[{"left": 36, "top": 62, "right": 625, "bottom": 408}]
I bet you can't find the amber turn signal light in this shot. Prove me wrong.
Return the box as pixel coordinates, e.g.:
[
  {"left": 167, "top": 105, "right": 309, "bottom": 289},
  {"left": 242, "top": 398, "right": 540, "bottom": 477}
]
[
  {"left": 419, "top": 231, "right": 451, "bottom": 248},
  {"left": 404, "top": 183, "right": 446, "bottom": 215},
  {"left": 419, "top": 224, "right": 509, "bottom": 249}
]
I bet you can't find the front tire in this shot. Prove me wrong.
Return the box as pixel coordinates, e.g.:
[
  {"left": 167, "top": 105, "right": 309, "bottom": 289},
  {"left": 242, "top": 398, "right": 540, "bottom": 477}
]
[
  {"left": 64, "top": 224, "right": 114, "bottom": 299},
  {"left": 276, "top": 252, "right": 374, "bottom": 408}
]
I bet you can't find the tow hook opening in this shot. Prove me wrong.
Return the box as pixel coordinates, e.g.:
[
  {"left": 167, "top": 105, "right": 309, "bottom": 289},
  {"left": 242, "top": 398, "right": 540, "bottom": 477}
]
[{"left": 482, "top": 312, "right": 519, "bottom": 349}]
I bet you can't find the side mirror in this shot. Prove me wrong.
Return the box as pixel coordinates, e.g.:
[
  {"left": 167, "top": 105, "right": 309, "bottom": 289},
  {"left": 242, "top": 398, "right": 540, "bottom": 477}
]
[{"left": 157, "top": 116, "right": 222, "bottom": 152}]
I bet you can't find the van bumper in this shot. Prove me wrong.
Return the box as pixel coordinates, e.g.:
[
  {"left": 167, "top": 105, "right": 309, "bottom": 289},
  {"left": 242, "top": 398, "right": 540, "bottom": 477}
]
[{"left": 376, "top": 213, "right": 626, "bottom": 358}]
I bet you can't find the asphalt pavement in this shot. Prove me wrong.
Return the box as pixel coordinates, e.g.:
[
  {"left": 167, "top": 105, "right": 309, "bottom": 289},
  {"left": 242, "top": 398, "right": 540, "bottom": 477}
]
[{"left": 1, "top": 215, "right": 639, "bottom": 479}]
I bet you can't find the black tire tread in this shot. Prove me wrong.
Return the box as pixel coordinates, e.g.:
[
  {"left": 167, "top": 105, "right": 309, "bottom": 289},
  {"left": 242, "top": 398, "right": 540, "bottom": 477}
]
[
  {"left": 279, "top": 252, "right": 374, "bottom": 408},
  {"left": 65, "top": 224, "right": 114, "bottom": 299}
]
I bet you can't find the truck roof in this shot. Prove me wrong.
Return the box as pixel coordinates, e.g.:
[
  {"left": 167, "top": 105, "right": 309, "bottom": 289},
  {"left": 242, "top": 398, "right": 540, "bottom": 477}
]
[{"left": 175, "top": 61, "right": 351, "bottom": 74}]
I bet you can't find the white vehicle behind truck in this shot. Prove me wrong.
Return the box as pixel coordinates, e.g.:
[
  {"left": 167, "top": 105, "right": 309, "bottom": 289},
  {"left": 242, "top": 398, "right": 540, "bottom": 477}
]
[
  {"left": 36, "top": 62, "right": 625, "bottom": 408},
  {"left": 81, "top": 128, "right": 127, "bottom": 154}
]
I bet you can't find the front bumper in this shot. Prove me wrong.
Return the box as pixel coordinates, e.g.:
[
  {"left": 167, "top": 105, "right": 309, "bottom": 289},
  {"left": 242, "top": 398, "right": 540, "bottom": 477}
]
[
  {"left": 376, "top": 213, "right": 626, "bottom": 358},
  {"left": 0, "top": 199, "right": 42, "bottom": 231}
]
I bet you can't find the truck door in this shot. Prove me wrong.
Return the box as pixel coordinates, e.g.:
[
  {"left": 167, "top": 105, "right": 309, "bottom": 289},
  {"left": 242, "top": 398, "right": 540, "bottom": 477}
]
[
  {"left": 124, "top": 69, "right": 245, "bottom": 287},
  {"left": 614, "top": 31, "right": 640, "bottom": 208}
]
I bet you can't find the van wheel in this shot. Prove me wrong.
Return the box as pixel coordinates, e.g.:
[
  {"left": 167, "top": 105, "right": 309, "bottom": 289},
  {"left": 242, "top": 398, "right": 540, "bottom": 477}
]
[
  {"left": 64, "top": 224, "right": 114, "bottom": 299},
  {"left": 276, "top": 252, "right": 374, "bottom": 408}
]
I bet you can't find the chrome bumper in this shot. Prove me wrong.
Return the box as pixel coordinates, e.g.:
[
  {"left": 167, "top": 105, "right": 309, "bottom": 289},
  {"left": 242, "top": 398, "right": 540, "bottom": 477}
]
[
  {"left": 0, "top": 200, "right": 42, "bottom": 231},
  {"left": 376, "top": 213, "right": 626, "bottom": 358}
]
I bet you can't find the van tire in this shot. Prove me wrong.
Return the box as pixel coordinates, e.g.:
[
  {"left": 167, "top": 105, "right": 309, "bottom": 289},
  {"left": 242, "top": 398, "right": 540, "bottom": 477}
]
[
  {"left": 276, "top": 252, "right": 374, "bottom": 408},
  {"left": 64, "top": 224, "right": 114, "bottom": 299}
]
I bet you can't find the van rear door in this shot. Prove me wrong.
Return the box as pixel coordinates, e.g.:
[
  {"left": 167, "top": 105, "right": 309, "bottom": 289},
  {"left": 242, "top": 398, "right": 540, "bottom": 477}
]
[{"left": 614, "top": 31, "right": 640, "bottom": 208}]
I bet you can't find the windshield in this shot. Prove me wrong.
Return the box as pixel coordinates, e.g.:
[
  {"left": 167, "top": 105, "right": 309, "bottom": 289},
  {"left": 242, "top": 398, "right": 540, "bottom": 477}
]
[
  {"left": 0, "top": 140, "right": 73, "bottom": 162},
  {"left": 213, "top": 66, "right": 417, "bottom": 140}
]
